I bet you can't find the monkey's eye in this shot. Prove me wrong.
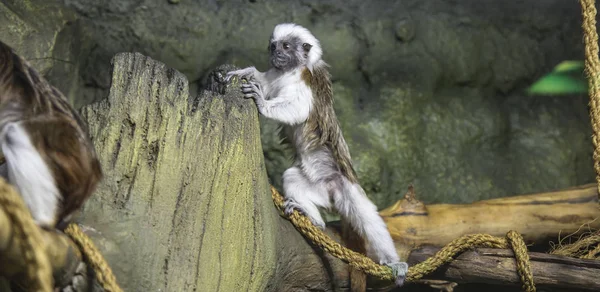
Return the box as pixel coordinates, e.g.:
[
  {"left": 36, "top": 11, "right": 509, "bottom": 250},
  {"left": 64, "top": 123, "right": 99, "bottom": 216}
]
[
  {"left": 270, "top": 43, "right": 276, "bottom": 51},
  {"left": 283, "top": 42, "right": 290, "bottom": 50}
]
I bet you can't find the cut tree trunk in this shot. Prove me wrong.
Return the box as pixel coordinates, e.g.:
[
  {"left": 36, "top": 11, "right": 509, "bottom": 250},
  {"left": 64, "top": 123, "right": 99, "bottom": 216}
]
[
  {"left": 1, "top": 52, "right": 592, "bottom": 291},
  {"left": 77, "top": 53, "right": 279, "bottom": 292}
]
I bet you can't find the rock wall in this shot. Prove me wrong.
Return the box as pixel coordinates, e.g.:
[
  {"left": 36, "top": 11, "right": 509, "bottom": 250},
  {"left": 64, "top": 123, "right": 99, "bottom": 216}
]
[{"left": 0, "top": 0, "right": 593, "bottom": 208}]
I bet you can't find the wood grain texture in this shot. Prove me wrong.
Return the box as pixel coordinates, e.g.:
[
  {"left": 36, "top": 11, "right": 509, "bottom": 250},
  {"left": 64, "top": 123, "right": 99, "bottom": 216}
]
[
  {"left": 380, "top": 184, "right": 600, "bottom": 258},
  {"left": 407, "top": 247, "right": 600, "bottom": 291},
  {"left": 78, "top": 53, "right": 277, "bottom": 292}
]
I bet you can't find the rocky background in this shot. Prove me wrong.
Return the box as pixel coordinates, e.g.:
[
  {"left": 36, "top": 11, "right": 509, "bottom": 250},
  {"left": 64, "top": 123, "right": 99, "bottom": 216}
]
[{"left": 0, "top": 0, "right": 593, "bottom": 208}]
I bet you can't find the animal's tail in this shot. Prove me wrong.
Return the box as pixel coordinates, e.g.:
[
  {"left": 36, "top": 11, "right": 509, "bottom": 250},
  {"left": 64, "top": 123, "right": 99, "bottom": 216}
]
[
  {"left": 334, "top": 179, "right": 401, "bottom": 291},
  {"left": 341, "top": 219, "right": 367, "bottom": 292}
]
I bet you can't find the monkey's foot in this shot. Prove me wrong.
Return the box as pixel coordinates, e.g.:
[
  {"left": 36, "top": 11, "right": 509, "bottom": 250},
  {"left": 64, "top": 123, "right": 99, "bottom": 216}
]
[
  {"left": 224, "top": 67, "right": 256, "bottom": 83},
  {"left": 241, "top": 81, "right": 264, "bottom": 100},
  {"left": 282, "top": 198, "right": 326, "bottom": 229},
  {"left": 385, "top": 262, "right": 409, "bottom": 287}
]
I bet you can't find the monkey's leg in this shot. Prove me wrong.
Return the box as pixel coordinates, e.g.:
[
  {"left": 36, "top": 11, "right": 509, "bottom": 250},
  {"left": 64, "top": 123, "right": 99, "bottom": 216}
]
[{"left": 282, "top": 166, "right": 329, "bottom": 229}]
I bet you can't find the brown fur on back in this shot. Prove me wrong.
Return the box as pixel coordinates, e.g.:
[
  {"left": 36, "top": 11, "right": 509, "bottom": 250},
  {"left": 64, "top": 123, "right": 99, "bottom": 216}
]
[
  {"left": 300, "top": 63, "right": 358, "bottom": 184},
  {"left": 302, "top": 62, "right": 367, "bottom": 291},
  {"left": 0, "top": 40, "right": 102, "bottom": 225}
]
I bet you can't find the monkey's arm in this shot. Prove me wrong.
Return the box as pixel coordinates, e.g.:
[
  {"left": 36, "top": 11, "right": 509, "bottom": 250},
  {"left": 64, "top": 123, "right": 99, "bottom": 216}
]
[
  {"left": 225, "top": 66, "right": 263, "bottom": 83},
  {"left": 242, "top": 81, "right": 311, "bottom": 125}
]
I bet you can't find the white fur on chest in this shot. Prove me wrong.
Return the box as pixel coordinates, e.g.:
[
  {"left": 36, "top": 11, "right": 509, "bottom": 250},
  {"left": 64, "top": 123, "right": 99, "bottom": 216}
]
[{"left": 259, "top": 68, "right": 313, "bottom": 125}]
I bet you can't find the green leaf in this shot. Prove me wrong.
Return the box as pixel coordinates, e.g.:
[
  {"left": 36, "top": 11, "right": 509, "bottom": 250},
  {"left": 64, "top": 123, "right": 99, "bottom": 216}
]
[
  {"left": 528, "top": 60, "right": 588, "bottom": 95},
  {"left": 528, "top": 72, "right": 588, "bottom": 95},
  {"left": 553, "top": 60, "right": 585, "bottom": 73}
]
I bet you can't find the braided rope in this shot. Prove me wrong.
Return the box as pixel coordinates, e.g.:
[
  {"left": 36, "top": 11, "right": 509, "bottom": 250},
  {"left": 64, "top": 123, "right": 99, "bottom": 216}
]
[
  {"left": 271, "top": 186, "right": 535, "bottom": 291},
  {"left": 64, "top": 223, "right": 123, "bottom": 292},
  {"left": 0, "top": 178, "right": 53, "bottom": 292},
  {"left": 581, "top": 0, "right": 600, "bottom": 195}
]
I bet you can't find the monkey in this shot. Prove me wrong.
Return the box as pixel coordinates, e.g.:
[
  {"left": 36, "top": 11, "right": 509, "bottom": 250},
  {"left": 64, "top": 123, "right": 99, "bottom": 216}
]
[
  {"left": 0, "top": 40, "right": 103, "bottom": 229},
  {"left": 225, "top": 23, "right": 408, "bottom": 289}
]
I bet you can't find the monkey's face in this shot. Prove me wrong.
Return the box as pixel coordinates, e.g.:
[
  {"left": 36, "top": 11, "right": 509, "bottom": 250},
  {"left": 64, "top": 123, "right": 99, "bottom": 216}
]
[{"left": 269, "top": 37, "right": 312, "bottom": 71}]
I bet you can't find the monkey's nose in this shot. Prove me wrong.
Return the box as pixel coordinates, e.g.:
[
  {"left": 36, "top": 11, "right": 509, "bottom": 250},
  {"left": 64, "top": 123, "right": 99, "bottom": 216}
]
[{"left": 275, "top": 50, "right": 283, "bottom": 57}]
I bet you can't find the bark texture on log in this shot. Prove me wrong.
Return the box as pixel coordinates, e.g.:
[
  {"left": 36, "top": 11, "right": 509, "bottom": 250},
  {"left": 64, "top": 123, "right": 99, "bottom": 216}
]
[
  {"left": 78, "top": 53, "right": 279, "bottom": 292},
  {"left": 407, "top": 247, "right": 600, "bottom": 291},
  {"left": 380, "top": 185, "right": 600, "bottom": 258}
]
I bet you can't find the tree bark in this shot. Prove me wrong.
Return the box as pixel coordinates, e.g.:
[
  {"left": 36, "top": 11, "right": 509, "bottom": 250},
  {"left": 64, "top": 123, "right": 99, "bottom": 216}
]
[
  {"left": 406, "top": 247, "right": 600, "bottom": 291},
  {"left": 77, "top": 53, "right": 279, "bottom": 292},
  {"left": 380, "top": 185, "right": 600, "bottom": 259}
]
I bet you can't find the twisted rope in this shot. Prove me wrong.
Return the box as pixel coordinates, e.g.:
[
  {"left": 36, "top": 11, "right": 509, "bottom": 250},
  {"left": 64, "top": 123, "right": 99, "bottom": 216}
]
[
  {"left": 0, "top": 178, "right": 53, "bottom": 292},
  {"left": 581, "top": 0, "right": 600, "bottom": 195},
  {"left": 64, "top": 224, "right": 123, "bottom": 292},
  {"left": 271, "top": 186, "right": 536, "bottom": 291}
]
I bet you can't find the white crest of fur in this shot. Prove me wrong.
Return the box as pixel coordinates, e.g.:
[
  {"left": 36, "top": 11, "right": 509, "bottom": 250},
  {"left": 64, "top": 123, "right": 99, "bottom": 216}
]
[
  {"left": 1, "top": 122, "right": 60, "bottom": 226},
  {"left": 272, "top": 23, "right": 323, "bottom": 73}
]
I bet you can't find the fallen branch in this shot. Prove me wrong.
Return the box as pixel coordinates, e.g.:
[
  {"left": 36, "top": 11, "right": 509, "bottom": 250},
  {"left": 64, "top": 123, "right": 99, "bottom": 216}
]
[
  {"left": 380, "top": 185, "right": 600, "bottom": 258},
  {"left": 405, "top": 246, "right": 600, "bottom": 291}
]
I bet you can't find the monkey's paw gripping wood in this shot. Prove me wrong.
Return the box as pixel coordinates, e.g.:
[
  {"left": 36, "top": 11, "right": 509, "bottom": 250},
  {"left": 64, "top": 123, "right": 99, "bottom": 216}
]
[{"left": 271, "top": 186, "right": 536, "bottom": 290}]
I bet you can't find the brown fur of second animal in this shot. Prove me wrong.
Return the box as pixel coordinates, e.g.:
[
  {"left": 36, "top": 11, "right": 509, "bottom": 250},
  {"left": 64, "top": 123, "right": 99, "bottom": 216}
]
[{"left": 0, "top": 40, "right": 103, "bottom": 228}]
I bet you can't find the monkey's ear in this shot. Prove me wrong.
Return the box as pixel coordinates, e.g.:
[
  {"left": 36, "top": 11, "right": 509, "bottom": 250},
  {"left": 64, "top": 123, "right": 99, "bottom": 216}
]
[{"left": 302, "top": 43, "right": 313, "bottom": 52}]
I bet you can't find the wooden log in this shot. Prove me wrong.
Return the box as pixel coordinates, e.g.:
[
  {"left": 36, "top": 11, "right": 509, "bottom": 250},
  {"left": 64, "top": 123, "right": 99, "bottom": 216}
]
[
  {"left": 405, "top": 246, "right": 600, "bottom": 291},
  {"left": 380, "top": 185, "right": 600, "bottom": 258}
]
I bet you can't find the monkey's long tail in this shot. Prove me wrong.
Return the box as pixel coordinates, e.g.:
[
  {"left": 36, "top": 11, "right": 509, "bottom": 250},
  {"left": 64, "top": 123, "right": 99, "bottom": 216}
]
[{"left": 341, "top": 220, "right": 368, "bottom": 292}]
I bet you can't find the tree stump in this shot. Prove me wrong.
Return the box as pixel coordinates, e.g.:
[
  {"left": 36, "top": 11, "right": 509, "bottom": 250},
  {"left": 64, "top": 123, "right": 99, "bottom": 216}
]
[{"left": 76, "top": 53, "right": 353, "bottom": 291}]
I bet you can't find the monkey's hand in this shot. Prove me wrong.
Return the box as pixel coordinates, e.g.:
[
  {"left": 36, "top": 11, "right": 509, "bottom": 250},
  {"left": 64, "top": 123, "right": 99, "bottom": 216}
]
[
  {"left": 385, "top": 262, "right": 409, "bottom": 287},
  {"left": 241, "top": 80, "right": 265, "bottom": 101},
  {"left": 282, "top": 198, "right": 326, "bottom": 229},
  {"left": 224, "top": 66, "right": 257, "bottom": 83}
]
